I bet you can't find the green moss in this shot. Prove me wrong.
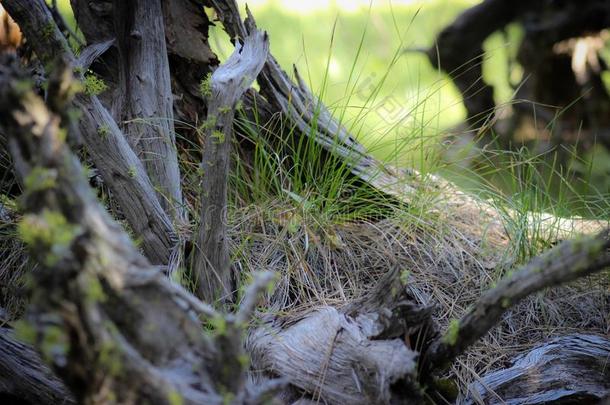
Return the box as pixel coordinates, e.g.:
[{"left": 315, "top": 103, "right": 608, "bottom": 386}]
[
  {"left": 199, "top": 114, "right": 217, "bottom": 132},
  {"left": 501, "top": 297, "right": 511, "bottom": 308},
  {"left": 18, "top": 210, "right": 82, "bottom": 266},
  {"left": 13, "top": 320, "right": 37, "bottom": 345},
  {"left": 24, "top": 167, "right": 57, "bottom": 193},
  {"left": 211, "top": 130, "right": 225, "bottom": 144},
  {"left": 442, "top": 318, "right": 460, "bottom": 346},
  {"left": 218, "top": 105, "right": 232, "bottom": 114},
  {"left": 199, "top": 73, "right": 213, "bottom": 98},
  {"left": 97, "top": 124, "right": 110, "bottom": 139},
  {"left": 237, "top": 353, "right": 250, "bottom": 368},
  {"left": 208, "top": 315, "right": 227, "bottom": 336},
  {"left": 167, "top": 390, "right": 184, "bottom": 405},
  {"left": 399, "top": 269, "right": 410, "bottom": 286},
  {"left": 128, "top": 166, "right": 137, "bottom": 178},
  {"left": 85, "top": 277, "right": 107, "bottom": 303},
  {"left": 83, "top": 72, "right": 108, "bottom": 96}
]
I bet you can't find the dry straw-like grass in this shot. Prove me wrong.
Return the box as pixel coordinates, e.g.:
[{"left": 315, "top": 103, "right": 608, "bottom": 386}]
[{"left": 229, "top": 196, "right": 610, "bottom": 398}]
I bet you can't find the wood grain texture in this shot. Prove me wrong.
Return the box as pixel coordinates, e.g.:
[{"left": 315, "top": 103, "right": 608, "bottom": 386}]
[
  {"left": 3, "top": 0, "right": 177, "bottom": 265},
  {"left": 192, "top": 29, "right": 269, "bottom": 304},
  {"left": 0, "top": 328, "right": 75, "bottom": 404},
  {"left": 464, "top": 334, "right": 610, "bottom": 404},
  {"left": 114, "top": 0, "right": 184, "bottom": 221}
]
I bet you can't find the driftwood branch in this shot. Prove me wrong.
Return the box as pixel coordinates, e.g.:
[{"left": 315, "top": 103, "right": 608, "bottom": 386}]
[
  {"left": 3, "top": 0, "right": 177, "bottom": 266},
  {"left": 424, "top": 229, "right": 610, "bottom": 373},
  {"left": 465, "top": 334, "right": 610, "bottom": 404},
  {"left": 192, "top": 29, "right": 269, "bottom": 304}
]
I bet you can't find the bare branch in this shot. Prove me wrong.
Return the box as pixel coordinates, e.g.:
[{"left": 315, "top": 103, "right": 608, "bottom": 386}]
[
  {"left": 424, "top": 229, "right": 610, "bottom": 373},
  {"left": 3, "top": 0, "right": 176, "bottom": 265},
  {"left": 113, "top": 0, "right": 184, "bottom": 221},
  {"left": 192, "top": 28, "right": 269, "bottom": 304},
  {"left": 0, "top": 56, "right": 259, "bottom": 405}
]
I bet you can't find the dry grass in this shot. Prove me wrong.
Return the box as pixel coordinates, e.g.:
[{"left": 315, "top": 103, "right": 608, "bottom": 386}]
[
  {"left": 229, "top": 196, "right": 610, "bottom": 400},
  {"left": 0, "top": 204, "right": 32, "bottom": 321}
]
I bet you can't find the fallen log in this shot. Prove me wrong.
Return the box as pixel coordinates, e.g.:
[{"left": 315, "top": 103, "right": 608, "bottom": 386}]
[{"left": 464, "top": 334, "right": 610, "bottom": 405}]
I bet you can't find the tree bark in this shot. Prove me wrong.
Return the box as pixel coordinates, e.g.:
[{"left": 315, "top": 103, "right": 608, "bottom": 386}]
[
  {"left": 113, "top": 0, "right": 184, "bottom": 221},
  {"left": 192, "top": 29, "right": 269, "bottom": 304},
  {"left": 3, "top": 0, "right": 177, "bottom": 266},
  {"left": 0, "top": 327, "right": 74, "bottom": 404},
  {"left": 464, "top": 334, "right": 610, "bottom": 405},
  {"left": 0, "top": 56, "right": 279, "bottom": 405}
]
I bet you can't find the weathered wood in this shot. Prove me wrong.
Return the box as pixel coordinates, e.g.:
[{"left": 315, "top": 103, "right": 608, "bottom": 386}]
[
  {"left": 0, "top": 327, "right": 75, "bottom": 405},
  {"left": 464, "top": 334, "right": 610, "bottom": 404},
  {"left": 3, "top": 0, "right": 177, "bottom": 266},
  {"left": 248, "top": 307, "right": 419, "bottom": 405},
  {"left": 113, "top": 0, "right": 184, "bottom": 221},
  {"left": 192, "top": 29, "right": 269, "bottom": 304},
  {"left": 247, "top": 266, "right": 428, "bottom": 404},
  {"left": 424, "top": 229, "right": 610, "bottom": 373},
  {"left": 0, "top": 57, "right": 276, "bottom": 405}
]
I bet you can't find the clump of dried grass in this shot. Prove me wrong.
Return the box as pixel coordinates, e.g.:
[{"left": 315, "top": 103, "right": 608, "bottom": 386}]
[{"left": 229, "top": 198, "right": 610, "bottom": 397}]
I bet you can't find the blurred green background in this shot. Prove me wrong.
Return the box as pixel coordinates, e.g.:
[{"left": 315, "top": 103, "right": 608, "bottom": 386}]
[
  {"left": 54, "top": 0, "right": 609, "bottom": 217},
  {"left": 212, "top": 0, "right": 483, "bottom": 167}
]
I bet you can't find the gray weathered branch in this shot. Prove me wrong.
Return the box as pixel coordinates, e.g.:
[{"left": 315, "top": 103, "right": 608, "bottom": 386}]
[
  {"left": 192, "top": 28, "right": 269, "bottom": 304},
  {"left": 464, "top": 334, "right": 610, "bottom": 404},
  {"left": 0, "top": 56, "right": 271, "bottom": 405},
  {"left": 114, "top": 0, "right": 184, "bottom": 221},
  {"left": 3, "top": 0, "right": 177, "bottom": 266},
  {"left": 0, "top": 327, "right": 75, "bottom": 404},
  {"left": 424, "top": 229, "right": 610, "bottom": 373}
]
